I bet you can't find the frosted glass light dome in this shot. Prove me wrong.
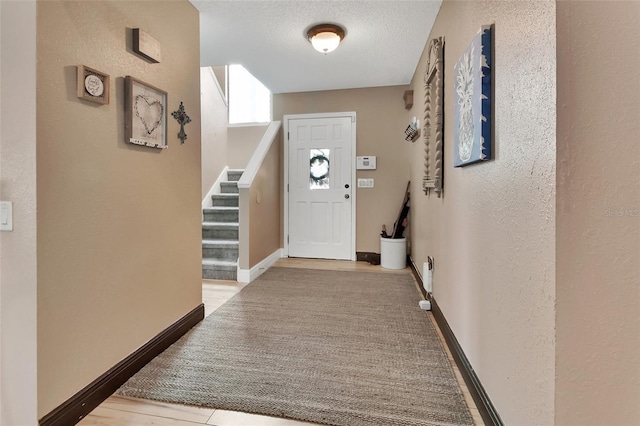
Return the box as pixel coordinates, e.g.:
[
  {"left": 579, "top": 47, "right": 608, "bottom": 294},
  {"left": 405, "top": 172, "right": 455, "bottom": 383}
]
[{"left": 307, "top": 24, "right": 345, "bottom": 54}]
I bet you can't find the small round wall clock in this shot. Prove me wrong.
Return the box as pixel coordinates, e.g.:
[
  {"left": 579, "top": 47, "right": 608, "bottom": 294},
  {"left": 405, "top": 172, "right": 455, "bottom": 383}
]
[{"left": 77, "top": 65, "right": 110, "bottom": 105}]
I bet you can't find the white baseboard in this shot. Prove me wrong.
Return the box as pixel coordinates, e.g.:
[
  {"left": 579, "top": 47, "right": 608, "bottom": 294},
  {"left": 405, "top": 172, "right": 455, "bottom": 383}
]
[
  {"left": 237, "top": 248, "right": 284, "bottom": 283},
  {"left": 202, "top": 166, "right": 229, "bottom": 209}
]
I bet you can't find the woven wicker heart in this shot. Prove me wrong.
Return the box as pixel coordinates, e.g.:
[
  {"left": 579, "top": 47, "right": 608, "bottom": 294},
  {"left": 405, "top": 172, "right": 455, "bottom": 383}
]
[{"left": 134, "top": 95, "right": 163, "bottom": 136}]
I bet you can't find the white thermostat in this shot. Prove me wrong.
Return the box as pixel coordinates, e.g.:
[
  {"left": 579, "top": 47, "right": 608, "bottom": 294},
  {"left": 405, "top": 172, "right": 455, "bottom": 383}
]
[{"left": 356, "top": 156, "right": 377, "bottom": 170}]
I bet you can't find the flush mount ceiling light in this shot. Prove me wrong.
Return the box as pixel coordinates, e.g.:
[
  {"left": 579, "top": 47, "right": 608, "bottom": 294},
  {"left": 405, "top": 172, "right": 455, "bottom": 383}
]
[{"left": 307, "top": 23, "right": 345, "bottom": 54}]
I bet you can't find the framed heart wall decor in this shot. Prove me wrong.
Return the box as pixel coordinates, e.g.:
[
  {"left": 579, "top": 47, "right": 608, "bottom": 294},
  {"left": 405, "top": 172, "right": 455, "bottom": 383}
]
[{"left": 125, "top": 76, "right": 167, "bottom": 149}]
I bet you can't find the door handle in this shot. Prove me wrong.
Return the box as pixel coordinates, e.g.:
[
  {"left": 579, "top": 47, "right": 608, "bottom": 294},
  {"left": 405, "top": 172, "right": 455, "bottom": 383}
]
[{"left": 345, "top": 194, "right": 350, "bottom": 199}]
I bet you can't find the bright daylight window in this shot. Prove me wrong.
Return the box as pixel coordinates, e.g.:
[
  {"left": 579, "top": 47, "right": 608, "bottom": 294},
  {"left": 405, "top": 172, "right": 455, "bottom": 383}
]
[{"left": 228, "top": 64, "right": 272, "bottom": 124}]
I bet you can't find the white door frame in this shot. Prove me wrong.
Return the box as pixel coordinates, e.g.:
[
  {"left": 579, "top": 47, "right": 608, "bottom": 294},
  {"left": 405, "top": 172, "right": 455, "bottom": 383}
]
[{"left": 283, "top": 112, "right": 357, "bottom": 261}]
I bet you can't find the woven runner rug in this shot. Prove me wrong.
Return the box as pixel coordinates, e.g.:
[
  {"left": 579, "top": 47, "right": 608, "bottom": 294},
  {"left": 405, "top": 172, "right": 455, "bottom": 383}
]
[{"left": 117, "top": 267, "right": 473, "bottom": 426}]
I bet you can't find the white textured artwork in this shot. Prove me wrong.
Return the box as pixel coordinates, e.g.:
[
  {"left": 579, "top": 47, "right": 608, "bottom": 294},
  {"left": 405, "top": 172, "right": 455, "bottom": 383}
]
[
  {"left": 456, "top": 45, "right": 475, "bottom": 163},
  {"left": 454, "top": 26, "right": 492, "bottom": 167},
  {"left": 134, "top": 94, "right": 164, "bottom": 139},
  {"left": 125, "top": 76, "right": 168, "bottom": 149}
]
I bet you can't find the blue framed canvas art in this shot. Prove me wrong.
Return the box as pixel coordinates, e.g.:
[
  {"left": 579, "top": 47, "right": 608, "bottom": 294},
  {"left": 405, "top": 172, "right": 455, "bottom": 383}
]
[{"left": 453, "top": 26, "right": 492, "bottom": 167}]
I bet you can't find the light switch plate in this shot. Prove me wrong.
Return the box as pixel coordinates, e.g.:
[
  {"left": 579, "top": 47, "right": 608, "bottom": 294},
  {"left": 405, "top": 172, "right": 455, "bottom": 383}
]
[
  {"left": 0, "top": 201, "right": 13, "bottom": 231},
  {"left": 357, "top": 178, "right": 374, "bottom": 188}
]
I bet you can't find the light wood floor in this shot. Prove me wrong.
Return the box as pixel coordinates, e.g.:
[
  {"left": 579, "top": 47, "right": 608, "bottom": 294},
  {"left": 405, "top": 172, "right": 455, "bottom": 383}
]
[{"left": 79, "top": 259, "right": 484, "bottom": 426}]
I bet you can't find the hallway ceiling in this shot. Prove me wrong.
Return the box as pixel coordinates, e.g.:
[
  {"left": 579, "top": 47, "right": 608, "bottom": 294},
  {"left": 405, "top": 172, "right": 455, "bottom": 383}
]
[{"left": 190, "top": 0, "right": 442, "bottom": 94}]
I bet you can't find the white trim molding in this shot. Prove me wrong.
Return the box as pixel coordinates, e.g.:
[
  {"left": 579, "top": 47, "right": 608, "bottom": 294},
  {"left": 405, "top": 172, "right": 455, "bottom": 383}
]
[
  {"left": 202, "top": 166, "right": 229, "bottom": 209},
  {"left": 237, "top": 121, "right": 281, "bottom": 189},
  {"left": 237, "top": 248, "right": 284, "bottom": 284}
]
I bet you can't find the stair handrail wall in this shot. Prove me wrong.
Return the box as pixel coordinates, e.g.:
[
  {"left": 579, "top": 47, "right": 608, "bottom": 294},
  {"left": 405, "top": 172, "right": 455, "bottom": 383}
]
[
  {"left": 236, "top": 121, "right": 281, "bottom": 191},
  {"left": 237, "top": 121, "right": 282, "bottom": 282}
]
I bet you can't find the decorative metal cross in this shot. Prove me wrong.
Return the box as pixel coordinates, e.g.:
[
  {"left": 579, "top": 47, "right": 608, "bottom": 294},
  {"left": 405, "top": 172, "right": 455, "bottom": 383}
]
[{"left": 171, "top": 102, "right": 191, "bottom": 144}]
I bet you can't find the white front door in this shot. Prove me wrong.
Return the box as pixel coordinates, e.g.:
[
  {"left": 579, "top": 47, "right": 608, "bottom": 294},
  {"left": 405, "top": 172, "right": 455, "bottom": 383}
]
[{"left": 286, "top": 114, "right": 355, "bottom": 260}]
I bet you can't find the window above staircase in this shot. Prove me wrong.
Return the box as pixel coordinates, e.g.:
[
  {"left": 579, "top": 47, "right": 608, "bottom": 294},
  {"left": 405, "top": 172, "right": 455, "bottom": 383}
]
[{"left": 228, "top": 64, "right": 272, "bottom": 125}]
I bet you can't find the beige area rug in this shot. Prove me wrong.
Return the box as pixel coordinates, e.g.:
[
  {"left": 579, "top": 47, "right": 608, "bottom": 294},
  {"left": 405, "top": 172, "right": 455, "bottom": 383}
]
[{"left": 117, "top": 267, "right": 473, "bottom": 426}]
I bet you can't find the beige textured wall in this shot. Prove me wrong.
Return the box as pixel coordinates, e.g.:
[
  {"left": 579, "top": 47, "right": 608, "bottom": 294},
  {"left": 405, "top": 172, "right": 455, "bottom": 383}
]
[
  {"left": 0, "top": 2, "right": 38, "bottom": 424},
  {"left": 248, "top": 133, "right": 282, "bottom": 268},
  {"left": 228, "top": 125, "right": 269, "bottom": 170},
  {"left": 273, "top": 87, "right": 411, "bottom": 253},
  {"left": 201, "top": 67, "right": 228, "bottom": 200},
  {"left": 556, "top": 2, "right": 640, "bottom": 424},
  {"left": 407, "top": 1, "right": 556, "bottom": 423},
  {"left": 36, "top": 0, "right": 202, "bottom": 417}
]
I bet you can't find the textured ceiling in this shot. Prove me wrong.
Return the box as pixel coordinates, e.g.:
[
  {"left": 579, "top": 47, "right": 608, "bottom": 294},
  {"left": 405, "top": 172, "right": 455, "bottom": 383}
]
[{"left": 191, "top": 1, "right": 442, "bottom": 94}]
